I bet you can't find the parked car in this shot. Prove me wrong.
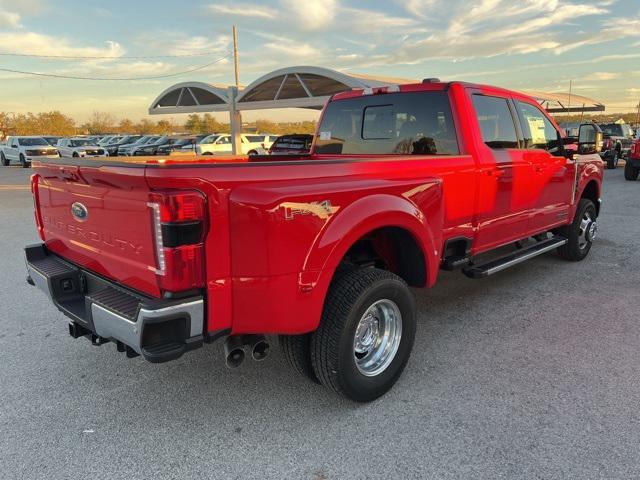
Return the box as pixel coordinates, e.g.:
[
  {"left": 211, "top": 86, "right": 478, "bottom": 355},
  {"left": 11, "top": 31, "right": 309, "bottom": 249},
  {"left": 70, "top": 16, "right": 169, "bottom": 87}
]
[
  {"left": 269, "top": 134, "right": 314, "bottom": 155},
  {"left": 56, "top": 138, "right": 107, "bottom": 158},
  {"left": 196, "top": 133, "right": 277, "bottom": 155},
  {"left": 625, "top": 137, "right": 640, "bottom": 181},
  {"left": 43, "top": 136, "right": 62, "bottom": 147},
  {"left": 156, "top": 137, "right": 199, "bottom": 155},
  {"left": 598, "top": 123, "right": 634, "bottom": 169},
  {"left": 131, "top": 136, "right": 179, "bottom": 156},
  {"left": 118, "top": 136, "right": 159, "bottom": 156},
  {"left": 0, "top": 136, "right": 58, "bottom": 168},
  {"left": 104, "top": 135, "right": 142, "bottom": 157},
  {"left": 97, "top": 135, "right": 121, "bottom": 146},
  {"left": 24, "top": 80, "right": 604, "bottom": 402}
]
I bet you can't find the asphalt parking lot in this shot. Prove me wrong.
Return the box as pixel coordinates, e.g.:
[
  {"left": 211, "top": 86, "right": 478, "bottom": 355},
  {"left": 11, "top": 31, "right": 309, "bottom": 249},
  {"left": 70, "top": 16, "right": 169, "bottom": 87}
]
[{"left": 1, "top": 165, "right": 638, "bottom": 479}]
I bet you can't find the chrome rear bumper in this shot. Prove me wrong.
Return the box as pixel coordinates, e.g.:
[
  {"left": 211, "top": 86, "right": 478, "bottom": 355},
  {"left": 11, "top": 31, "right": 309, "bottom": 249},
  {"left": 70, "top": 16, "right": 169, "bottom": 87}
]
[{"left": 25, "top": 243, "right": 204, "bottom": 363}]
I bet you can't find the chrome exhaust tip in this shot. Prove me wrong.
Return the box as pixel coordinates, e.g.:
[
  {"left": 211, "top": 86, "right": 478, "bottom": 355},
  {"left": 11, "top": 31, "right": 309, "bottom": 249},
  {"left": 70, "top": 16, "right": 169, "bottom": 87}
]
[
  {"left": 223, "top": 336, "right": 246, "bottom": 369},
  {"left": 250, "top": 335, "right": 269, "bottom": 361}
]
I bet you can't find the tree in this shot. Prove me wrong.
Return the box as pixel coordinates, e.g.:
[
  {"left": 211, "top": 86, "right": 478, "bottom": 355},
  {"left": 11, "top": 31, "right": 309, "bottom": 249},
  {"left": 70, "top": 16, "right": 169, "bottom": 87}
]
[
  {"left": 133, "top": 119, "right": 153, "bottom": 134},
  {"left": 184, "top": 114, "right": 204, "bottom": 134},
  {"left": 86, "top": 111, "right": 116, "bottom": 134},
  {"left": 118, "top": 118, "right": 135, "bottom": 133}
]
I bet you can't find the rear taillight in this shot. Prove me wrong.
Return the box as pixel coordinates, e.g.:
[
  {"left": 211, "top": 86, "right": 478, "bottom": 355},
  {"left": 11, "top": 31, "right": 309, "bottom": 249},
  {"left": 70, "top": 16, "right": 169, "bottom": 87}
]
[
  {"left": 148, "top": 190, "right": 207, "bottom": 293},
  {"left": 30, "top": 174, "right": 45, "bottom": 241}
]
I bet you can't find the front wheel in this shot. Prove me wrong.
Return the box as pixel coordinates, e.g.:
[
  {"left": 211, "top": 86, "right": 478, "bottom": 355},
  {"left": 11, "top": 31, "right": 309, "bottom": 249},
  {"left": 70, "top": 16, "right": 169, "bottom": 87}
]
[
  {"left": 557, "top": 199, "right": 597, "bottom": 261},
  {"left": 311, "top": 268, "right": 416, "bottom": 402},
  {"left": 0, "top": 152, "right": 8, "bottom": 166},
  {"left": 19, "top": 154, "right": 30, "bottom": 168},
  {"left": 624, "top": 160, "right": 639, "bottom": 181}
]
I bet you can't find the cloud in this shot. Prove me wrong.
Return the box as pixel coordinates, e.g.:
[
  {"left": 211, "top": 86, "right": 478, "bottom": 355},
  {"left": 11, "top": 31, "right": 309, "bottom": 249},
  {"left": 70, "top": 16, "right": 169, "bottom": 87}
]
[
  {"left": 0, "top": 0, "right": 47, "bottom": 16},
  {"left": 0, "top": 9, "right": 20, "bottom": 28},
  {"left": 340, "top": 8, "right": 420, "bottom": 34},
  {"left": 280, "top": 0, "right": 337, "bottom": 30},
  {"left": 133, "top": 31, "right": 230, "bottom": 56},
  {"left": 0, "top": 32, "right": 124, "bottom": 57},
  {"left": 591, "top": 72, "right": 621, "bottom": 81},
  {"left": 207, "top": 3, "right": 276, "bottom": 19}
]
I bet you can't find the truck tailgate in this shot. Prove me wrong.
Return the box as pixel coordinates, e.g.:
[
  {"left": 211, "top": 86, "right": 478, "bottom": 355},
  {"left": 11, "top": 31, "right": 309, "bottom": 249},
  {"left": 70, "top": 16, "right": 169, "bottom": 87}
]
[{"left": 33, "top": 163, "right": 162, "bottom": 297}]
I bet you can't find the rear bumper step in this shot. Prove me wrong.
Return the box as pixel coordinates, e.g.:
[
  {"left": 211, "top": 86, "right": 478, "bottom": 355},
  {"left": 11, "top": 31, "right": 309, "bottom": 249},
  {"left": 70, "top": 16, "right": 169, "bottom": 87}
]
[
  {"left": 24, "top": 243, "right": 204, "bottom": 363},
  {"left": 463, "top": 237, "right": 567, "bottom": 279}
]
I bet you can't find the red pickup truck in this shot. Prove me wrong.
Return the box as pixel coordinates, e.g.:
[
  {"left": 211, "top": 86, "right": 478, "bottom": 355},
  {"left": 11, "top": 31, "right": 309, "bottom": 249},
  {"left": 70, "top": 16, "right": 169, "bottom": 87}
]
[
  {"left": 25, "top": 81, "right": 604, "bottom": 402},
  {"left": 626, "top": 137, "right": 640, "bottom": 181}
]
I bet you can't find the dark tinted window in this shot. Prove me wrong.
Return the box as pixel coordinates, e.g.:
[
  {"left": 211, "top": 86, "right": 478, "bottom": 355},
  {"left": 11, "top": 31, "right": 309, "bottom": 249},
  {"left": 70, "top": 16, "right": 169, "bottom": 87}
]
[
  {"left": 515, "top": 101, "right": 560, "bottom": 152},
  {"left": 245, "top": 135, "right": 265, "bottom": 143},
  {"left": 19, "top": 138, "right": 48, "bottom": 146},
  {"left": 472, "top": 95, "right": 518, "bottom": 149},
  {"left": 273, "top": 136, "right": 312, "bottom": 150},
  {"left": 315, "top": 91, "right": 458, "bottom": 155}
]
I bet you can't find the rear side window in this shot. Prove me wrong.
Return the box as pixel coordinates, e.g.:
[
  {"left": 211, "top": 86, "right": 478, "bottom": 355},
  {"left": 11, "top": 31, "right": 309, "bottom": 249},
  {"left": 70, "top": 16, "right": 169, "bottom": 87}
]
[
  {"left": 515, "top": 101, "right": 561, "bottom": 152},
  {"left": 315, "top": 91, "right": 459, "bottom": 155},
  {"left": 245, "top": 135, "right": 264, "bottom": 143},
  {"left": 472, "top": 95, "right": 518, "bottom": 149}
]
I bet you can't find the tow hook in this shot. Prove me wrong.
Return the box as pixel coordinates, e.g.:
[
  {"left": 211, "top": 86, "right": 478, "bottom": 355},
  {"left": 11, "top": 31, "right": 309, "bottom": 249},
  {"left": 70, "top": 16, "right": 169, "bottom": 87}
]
[{"left": 223, "top": 334, "right": 269, "bottom": 368}]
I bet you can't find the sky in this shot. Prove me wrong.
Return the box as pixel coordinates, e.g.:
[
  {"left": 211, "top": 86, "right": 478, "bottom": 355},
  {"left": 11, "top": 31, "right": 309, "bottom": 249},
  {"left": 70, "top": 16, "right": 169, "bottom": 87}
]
[{"left": 0, "top": 0, "right": 638, "bottom": 123}]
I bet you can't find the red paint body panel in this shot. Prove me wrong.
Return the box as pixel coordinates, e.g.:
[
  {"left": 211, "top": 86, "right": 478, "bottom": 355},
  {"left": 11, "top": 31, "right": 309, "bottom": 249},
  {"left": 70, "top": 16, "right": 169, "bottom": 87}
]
[{"left": 29, "top": 81, "right": 604, "bottom": 336}]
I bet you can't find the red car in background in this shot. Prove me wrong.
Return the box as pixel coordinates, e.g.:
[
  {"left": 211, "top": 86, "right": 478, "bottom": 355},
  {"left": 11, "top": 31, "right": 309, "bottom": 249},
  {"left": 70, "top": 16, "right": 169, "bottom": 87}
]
[
  {"left": 268, "top": 134, "right": 314, "bottom": 155},
  {"left": 626, "top": 137, "right": 640, "bottom": 181}
]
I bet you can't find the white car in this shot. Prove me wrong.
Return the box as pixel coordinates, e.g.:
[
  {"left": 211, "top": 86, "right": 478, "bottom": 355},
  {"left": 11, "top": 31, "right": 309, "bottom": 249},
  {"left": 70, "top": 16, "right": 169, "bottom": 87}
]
[
  {"left": 0, "top": 136, "right": 59, "bottom": 168},
  {"left": 56, "top": 138, "right": 108, "bottom": 158},
  {"left": 195, "top": 134, "right": 277, "bottom": 155}
]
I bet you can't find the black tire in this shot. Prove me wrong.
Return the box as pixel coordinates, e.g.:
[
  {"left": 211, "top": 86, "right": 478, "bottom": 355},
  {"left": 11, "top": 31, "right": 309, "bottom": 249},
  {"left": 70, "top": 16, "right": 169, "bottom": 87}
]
[
  {"left": 310, "top": 268, "right": 416, "bottom": 402},
  {"left": 606, "top": 150, "right": 619, "bottom": 169},
  {"left": 0, "top": 152, "right": 8, "bottom": 166},
  {"left": 72, "top": 152, "right": 79, "bottom": 158},
  {"left": 557, "top": 199, "right": 597, "bottom": 261},
  {"left": 248, "top": 150, "right": 258, "bottom": 156},
  {"left": 19, "top": 154, "right": 30, "bottom": 168},
  {"left": 279, "top": 334, "right": 320, "bottom": 384},
  {"left": 624, "top": 160, "right": 639, "bottom": 181}
]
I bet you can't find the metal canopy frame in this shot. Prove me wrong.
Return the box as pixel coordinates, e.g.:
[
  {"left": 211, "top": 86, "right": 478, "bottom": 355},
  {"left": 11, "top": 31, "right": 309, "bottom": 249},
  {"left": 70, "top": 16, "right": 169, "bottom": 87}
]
[{"left": 148, "top": 68, "right": 606, "bottom": 154}]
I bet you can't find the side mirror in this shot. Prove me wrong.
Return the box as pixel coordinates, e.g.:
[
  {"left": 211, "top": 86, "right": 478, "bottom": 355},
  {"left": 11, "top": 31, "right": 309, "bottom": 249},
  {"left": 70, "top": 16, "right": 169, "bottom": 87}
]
[{"left": 578, "top": 123, "right": 603, "bottom": 155}]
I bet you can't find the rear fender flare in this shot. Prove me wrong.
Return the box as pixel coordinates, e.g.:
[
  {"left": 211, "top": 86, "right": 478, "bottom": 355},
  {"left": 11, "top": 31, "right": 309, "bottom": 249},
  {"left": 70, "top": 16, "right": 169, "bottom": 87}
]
[{"left": 300, "top": 193, "right": 440, "bottom": 291}]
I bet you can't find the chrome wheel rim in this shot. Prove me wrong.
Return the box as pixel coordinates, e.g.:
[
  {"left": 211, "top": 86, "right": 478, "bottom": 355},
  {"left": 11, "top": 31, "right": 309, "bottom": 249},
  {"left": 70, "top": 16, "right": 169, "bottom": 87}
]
[
  {"left": 353, "top": 299, "right": 402, "bottom": 377},
  {"left": 578, "top": 210, "right": 596, "bottom": 250}
]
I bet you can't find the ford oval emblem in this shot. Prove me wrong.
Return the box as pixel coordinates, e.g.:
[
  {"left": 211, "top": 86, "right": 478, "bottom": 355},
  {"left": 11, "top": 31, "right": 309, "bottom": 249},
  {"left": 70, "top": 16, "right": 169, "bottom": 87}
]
[{"left": 71, "top": 202, "right": 88, "bottom": 222}]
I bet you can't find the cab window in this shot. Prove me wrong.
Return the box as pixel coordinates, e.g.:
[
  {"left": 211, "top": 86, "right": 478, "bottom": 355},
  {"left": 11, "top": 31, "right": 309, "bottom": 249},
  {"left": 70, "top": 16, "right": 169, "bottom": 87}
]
[
  {"left": 472, "top": 95, "right": 519, "bottom": 149},
  {"left": 515, "top": 101, "right": 561, "bottom": 152},
  {"left": 314, "top": 91, "right": 459, "bottom": 155}
]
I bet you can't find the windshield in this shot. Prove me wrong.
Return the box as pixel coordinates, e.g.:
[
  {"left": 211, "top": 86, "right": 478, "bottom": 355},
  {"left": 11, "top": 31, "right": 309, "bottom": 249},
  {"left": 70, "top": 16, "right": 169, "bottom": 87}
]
[
  {"left": 19, "top": 138, "right": 49, "bottom": 146},
  {"left": 600, "top": 124, "right": 623, "bottom": 137},
  {"left": 70, "top": 139, "right": 93, "bottom": 147},
  {"left": 201, "top": 135, "right": 220, "bottom": 144}
]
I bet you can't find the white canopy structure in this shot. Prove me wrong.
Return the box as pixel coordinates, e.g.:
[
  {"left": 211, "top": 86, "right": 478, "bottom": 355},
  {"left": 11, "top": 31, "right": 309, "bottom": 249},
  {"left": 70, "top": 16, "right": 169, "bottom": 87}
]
[
  {"left": 522, "top": 90, "right": 605, "bottom": 113},
  {"left": 149, "top": 66, "right": 605, "bottom": 153}
]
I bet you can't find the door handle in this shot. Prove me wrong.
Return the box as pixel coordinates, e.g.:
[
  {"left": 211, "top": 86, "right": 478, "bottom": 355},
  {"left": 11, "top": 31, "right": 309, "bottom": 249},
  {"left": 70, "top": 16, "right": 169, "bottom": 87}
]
[{"left": 487, "top": 169, "right": 505, "bottom": 177}]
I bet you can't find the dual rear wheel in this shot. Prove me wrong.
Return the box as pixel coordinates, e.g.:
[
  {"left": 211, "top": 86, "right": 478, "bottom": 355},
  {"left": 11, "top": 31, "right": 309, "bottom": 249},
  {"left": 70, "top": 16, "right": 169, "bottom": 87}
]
[{"left": 280, "top": 268, "right": 416, "bottom": 402}]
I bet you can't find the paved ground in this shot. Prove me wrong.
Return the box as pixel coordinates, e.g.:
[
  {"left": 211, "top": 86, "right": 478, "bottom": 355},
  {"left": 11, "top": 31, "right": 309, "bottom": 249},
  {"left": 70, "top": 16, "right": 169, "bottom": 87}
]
[{"left": 0, "top": 165, "right": 638, "bottom": 480}]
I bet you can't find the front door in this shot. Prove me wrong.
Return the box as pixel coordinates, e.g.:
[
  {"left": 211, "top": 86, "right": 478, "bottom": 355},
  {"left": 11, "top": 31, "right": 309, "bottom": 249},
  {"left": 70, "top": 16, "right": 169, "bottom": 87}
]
[{"left": 513, "top": 100, "right": 573, "bottom": 233}]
